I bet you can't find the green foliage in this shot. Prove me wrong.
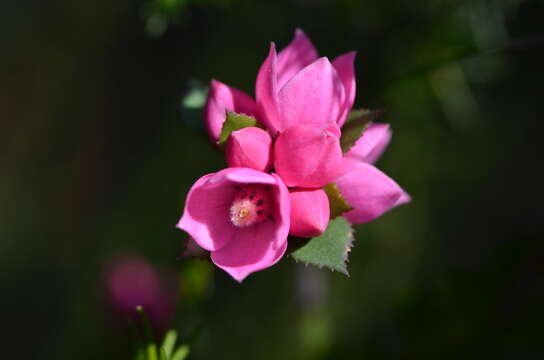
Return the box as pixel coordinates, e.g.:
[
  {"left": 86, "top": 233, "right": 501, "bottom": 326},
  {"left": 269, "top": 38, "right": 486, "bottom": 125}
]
[
  {"left": 161, "top": 330, "right": 178, "bottom": 359},
  {"left": 340, "top": 109, "right": 384, "bottom": 152},
  {"left": 290, "top": 217, "right": 354, "bottom": 275},
  {"left": 171, "top": 345, "right": 190, "bottom": 360},
  {"left": 323, "top": 183, "right": 353, "bottom": 218},
  {"left": 133, "top": 308, "right": 190, "bottom": 360},
  {"left": 218, "top": 111, "right": 262, "bottom": 147},
  {"left": 180, "top": 259, "right": 213, "bottom": 304}
]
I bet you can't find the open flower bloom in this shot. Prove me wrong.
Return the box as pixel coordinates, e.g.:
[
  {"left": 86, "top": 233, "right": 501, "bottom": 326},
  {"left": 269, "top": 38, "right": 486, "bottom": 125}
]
[
  {"left": 337, "top": 123, "right": 410, "bottom": 224},
  {"left": 177, "top": 168, "right": 290, "bottom": 282}
]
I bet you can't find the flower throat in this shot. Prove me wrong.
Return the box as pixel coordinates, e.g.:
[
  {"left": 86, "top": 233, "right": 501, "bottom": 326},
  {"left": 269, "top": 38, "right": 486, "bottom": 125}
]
[{"left": 229, "top": 184, "right": 273, "bottom": 227}]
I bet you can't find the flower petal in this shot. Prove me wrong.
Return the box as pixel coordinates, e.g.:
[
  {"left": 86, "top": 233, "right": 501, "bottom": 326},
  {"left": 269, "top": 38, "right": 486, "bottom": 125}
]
[
  {"left": 255, "top": 43, "right": 282, "bottom": 135},
  {"left": 274, "top": 124, "right": 346, "bottom": 188},
  {"left": 277, "top": 57, "right": 345, "bottom": 131},
  {"left": 289, "top": 188, "right": 330, "bottom": 238},
  {"left": 276, "top": 29, "right": 319, "bottom": 90},
  {"left": 346, "top": 123, "right": 392, "bottom": 164},
  {"left": 177, "top": 172, "right": 236, "bottom": 251},
  {"left": 335, "top": 162, "right": 410, "bottom": 224},
  {"left": 225, "top": 127, "right": 273, "bottom": 172},
  {"left": 204, "top": 79, "right": 258, "bottom": 143},
  {"left": 211, "top": 173, "right": 290, "bottom": 282},
  {"left": 332, "top": 51, "right": 357, "bottom": 127}
]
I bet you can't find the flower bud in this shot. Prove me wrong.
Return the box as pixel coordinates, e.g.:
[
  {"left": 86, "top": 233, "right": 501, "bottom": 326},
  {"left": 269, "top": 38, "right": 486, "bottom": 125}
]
[
  {"left": 226, "top": 127, "right": 272, "bottom": 172},
  {"left": 289, "top": 188, "right": 330, "bottom": 238}
]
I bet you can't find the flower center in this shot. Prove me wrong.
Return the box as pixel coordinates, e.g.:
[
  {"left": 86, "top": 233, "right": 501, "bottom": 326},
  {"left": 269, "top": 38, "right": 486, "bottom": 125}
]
[{"left": 229, "top": 184, "right": 273, "bottom": 227}]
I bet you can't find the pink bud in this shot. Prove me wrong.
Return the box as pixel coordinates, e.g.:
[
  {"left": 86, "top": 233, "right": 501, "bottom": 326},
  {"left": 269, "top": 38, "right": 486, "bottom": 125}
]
[
  {"left": 225, "top": 127, "right": 273, "bottom": 172},
  {"left": 274, "top": 124, "right": 346, "bottom": 188},
  {"left": 289, "top": 188, "right": 330, "bottom": 238}
]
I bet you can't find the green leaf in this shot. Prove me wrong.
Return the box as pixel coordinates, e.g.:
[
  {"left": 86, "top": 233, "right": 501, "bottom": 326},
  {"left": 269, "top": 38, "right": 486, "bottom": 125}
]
[
  {"left": 147, "top": 343, "right": 159, "bottom": 360},
  {"left": 136, "top": 306, "right": 159, "bottom": 360},
  {"left": 161, "top": 330, "right": 178, "bottom": 359},
  {"left": 323, "top": 183, "right": 353, "bottom": 218},
  {"left": 290, "top": 217, "right": 354, "bottom": 275},
  {"left": 340, "top": 109, "right": 384, "bottom": 152},
  {"left": 159, "top": 348, "right": 168, "bottom": 360},
  {"left": 218, "top": 111, "right": 261, "bottom": 147},
  {"left": 171, "top": 345, "right": 190, "bottom": 360}
]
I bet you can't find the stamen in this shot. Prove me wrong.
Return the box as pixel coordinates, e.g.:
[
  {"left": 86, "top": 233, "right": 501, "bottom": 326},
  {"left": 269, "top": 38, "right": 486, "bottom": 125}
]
[{"left": 229, "top": 184, "right": 273, "bottom": 228}]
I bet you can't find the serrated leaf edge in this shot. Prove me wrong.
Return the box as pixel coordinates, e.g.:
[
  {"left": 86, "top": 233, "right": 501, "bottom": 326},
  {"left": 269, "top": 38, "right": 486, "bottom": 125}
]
[{"left": 290, "top": 217, "right": 355, "bottom": 276}]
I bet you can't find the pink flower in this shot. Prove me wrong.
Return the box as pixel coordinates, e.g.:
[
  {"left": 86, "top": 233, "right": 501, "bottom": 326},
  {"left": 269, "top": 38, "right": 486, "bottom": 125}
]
[
  {"left": 255, "top": 30, "right": 356, "bottom": 134},
  {"left": 203, "top": 29, "right": 356, "bottom": 190},
  {"left": 337, "top": 123, "right": 410, "bottom": 224},
  {"left": 178, "top": 30, "right": 411, "bottom": 281},
  {"left": 204, "top": 29, "right": 355, "bottom": 138},
  {"left": 177, "top": 168, "right": 290, "bottom": 282}
]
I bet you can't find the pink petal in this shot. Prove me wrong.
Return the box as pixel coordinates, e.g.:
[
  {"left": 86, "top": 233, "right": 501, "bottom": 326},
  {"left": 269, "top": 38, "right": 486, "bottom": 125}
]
[
  {"left": 211, "top": 173, "right": 290, "bottom": 282},
  {"left": 332, "top": 51, "right": 357, "bottom": 127},
  {"left": 289, "top": 188, "right": 330, "bottom": 238},
  {"left": 346, "top": 123, "right": 392, "bottom": 164},
  {"left": 222, "top": 167, "right": 277, "bottom": 185},
  {"left": 335, "top": 162, "right": 410, "bottom": 224},
  {"left": 255, "top": 43, "right": 282, "bottom": 135},
  {"left": 277, "top": 57, "right": 345, "bottom": 132},
  {"left": 395, "top": 191, "right": 411, "bottom": 206},
  {"left": 276, "top": 29, "right": 319, "bottom": 90},
  {"left": 176, "top": 172, "right": 236, "bottom": 251},
  {"left": 274, "top": 124, "right": 346, "bottom": 188},
  {"left": 204, "top": 79, "right": 258, "bottom": 143},
  {"left": 225, "top": 127, "right": 273, "bottom": 172}
]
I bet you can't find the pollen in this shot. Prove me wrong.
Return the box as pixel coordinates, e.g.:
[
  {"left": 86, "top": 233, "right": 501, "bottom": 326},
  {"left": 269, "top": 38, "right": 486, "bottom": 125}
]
[{"left": 238, "top": 207, "right": 249, "bottom": 218}]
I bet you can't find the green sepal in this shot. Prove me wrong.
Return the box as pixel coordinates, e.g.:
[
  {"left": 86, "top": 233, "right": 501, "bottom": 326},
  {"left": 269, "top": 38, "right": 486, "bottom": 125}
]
[
  {"left": 323, "top": 183, "right": 353, "bottom": 218},
  {"left": 340, "top": 109, "right": 384, "bottom": 152},
  {"left": 290, "top": 217, "right": 354, "bottom": 276},
  {"left": 218, "top": 111, "right": 262, "bottom": 147}
]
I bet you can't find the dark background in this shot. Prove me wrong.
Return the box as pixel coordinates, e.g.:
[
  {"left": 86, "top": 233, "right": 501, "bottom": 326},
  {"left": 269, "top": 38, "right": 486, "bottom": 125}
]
[{"left": 1, "top": 0, "right": 543, "bottom": 358}]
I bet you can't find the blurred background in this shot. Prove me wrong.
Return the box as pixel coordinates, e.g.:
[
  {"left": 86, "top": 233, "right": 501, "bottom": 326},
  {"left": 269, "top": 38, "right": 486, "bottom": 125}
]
[{"left": 1, "top": 0, "right": 543, "bottom": 358}]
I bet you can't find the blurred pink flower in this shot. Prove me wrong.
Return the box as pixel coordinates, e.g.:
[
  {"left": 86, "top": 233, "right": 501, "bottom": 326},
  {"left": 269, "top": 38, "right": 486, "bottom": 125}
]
[
  {"left": 105, "top": 255, "right": 178, "bottom": 330},
  {"left": 177, "top": 167, "right": 290, "bottom": 282}
]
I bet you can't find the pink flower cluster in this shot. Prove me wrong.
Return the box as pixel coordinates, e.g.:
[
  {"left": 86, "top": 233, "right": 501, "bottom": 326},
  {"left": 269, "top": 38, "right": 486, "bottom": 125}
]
[{"left": 177, "top": 30, "right": 410, "bottom": 282}]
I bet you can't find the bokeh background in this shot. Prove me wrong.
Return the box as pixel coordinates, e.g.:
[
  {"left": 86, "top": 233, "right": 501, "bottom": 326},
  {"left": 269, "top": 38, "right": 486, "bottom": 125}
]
[{"left": 2, "top": 0, "right": 543, "bottom": 359}]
